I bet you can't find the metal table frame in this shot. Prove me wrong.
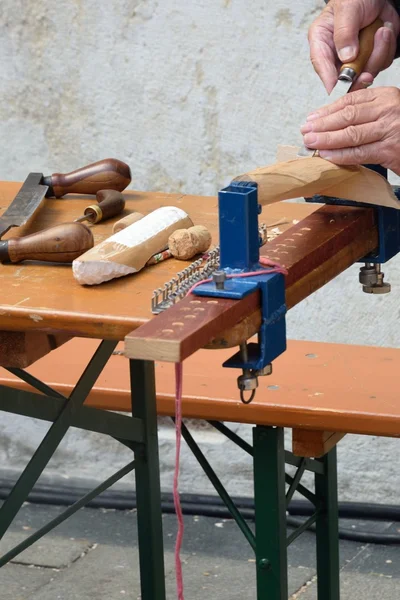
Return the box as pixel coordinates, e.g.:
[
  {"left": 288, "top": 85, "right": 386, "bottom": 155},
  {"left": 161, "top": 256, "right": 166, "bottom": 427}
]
[
  {"left": 0, "top": 345, "right": 339, "bottom": 600},
  {"left": 0, "top": 343, "right": 166, "bottom": 599}
]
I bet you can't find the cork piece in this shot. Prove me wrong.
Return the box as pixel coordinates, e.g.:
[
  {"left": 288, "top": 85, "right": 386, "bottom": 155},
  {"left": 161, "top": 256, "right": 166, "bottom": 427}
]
[{"left": 168, "top": 225, "right": 212, "bottom": 260}]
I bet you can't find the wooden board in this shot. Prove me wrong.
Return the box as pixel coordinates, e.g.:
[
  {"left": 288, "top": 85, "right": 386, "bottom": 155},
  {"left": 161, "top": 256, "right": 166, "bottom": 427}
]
[
  {"left": 1, "top": 338, "right": 400, "bottom": 438},
  {"left": 0, "top": 331, "right": 70, "bottom": 368},
  {"left": 292, "top": 430, "right": 346, "bottom": 458},
  {"left": 239, "top": 156, "right": 400, "bottom": 209},
  {"left": 125, "top": 204, "right": 378, "bottom": 361},
  {"left": 0, "top": 182, "right": 314, "bottom": 340}
]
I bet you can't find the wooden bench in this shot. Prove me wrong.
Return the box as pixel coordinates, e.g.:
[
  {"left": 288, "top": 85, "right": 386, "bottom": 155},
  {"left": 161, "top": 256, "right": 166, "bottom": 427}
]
[{"left": 2, "top": 336, "right": 399, "bottom": 457}]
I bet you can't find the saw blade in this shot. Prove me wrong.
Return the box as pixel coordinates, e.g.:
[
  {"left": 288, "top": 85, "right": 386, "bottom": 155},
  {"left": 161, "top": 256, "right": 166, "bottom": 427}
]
[{"left": 0, "top": 173, "right": 48, "bottom": 239}]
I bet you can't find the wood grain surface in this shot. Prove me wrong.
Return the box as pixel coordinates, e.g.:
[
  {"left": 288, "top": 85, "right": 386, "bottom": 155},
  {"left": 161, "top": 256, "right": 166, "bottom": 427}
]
[
  {"left": 126, "top": 204, "right": 378, "bottom": 361},
  {"left": 0, "top": 182, "right": 312, "bottom": 340}
]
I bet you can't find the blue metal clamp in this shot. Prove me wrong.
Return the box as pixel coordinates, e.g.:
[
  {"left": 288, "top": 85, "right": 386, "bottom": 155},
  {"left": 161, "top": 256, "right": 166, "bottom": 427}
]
[
  {"left": 192, "top": 181, "right": 287, "bottom": 374},
  {"left": 306, "top": 165, "right": 400, "bottom": 264}
]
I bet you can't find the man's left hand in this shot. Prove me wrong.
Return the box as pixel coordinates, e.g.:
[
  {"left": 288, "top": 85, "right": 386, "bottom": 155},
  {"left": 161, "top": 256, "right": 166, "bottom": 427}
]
[{"left": 300, "top": 87, "right": 400, "bottom": 175}]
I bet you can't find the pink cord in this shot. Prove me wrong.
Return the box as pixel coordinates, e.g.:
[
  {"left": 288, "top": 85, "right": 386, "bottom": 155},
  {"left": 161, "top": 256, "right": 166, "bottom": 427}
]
[
  {"left": 174, "top": 362, "right": 184, "bottom": 600},
  {"left": 173, "top": 257, "right": 287, "bottom": 599}
]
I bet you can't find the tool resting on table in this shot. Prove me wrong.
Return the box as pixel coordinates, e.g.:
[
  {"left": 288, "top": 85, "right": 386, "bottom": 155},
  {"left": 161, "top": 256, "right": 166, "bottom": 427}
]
[
  {"left": 300, "top": 17, "right": 383, "bottom": 156},
  {"left": 0, "top": 158, "right": 131, "bottom": 239},
  {"left": 0, "top": 223, "right": 94, "bottom": 264},
  {"left": 74, "top": 190, "right": 126, "bottom": 225}
]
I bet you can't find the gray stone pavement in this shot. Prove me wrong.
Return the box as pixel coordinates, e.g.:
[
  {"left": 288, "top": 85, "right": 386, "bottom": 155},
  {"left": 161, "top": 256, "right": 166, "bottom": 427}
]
[{"left": 0, "top": 501, "right": 399, "bottom": 599}]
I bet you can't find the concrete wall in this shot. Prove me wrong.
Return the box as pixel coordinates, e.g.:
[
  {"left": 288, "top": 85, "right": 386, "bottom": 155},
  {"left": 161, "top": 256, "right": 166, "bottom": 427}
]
[{"left": 1, "top": 0, "right": 400, "bottom": 503}]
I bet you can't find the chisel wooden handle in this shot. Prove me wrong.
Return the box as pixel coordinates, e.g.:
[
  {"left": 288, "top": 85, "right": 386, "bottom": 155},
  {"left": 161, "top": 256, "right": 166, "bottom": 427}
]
[
  {"left": 75, "top": 190, "right": 126, "bottom": 224},
  {"left": 112, "top": 211, "right": 145, "bottom": 233},
  {"left": 43, "top": 159, "right": 132, "bottom": 198},
  {"left": 0, "top": 223, "right": 94, "bottom": 263},
  {"left": 339, "top": 18, "right": 383, "bottom": 80}
]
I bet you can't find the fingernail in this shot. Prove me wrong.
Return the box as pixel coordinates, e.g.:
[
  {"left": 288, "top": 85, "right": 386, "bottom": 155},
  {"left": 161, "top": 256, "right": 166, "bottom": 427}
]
[
  {"left": 306, "top": 112, "right": 319, "bottom": 121},
  {"left": 300, "top": 122, "right": 313, "bottom": 134},
  {"left": 363, "top": 81, "right": 373, "bottom": 88},
  {"left": 383, "top": 27, "right": 392, "bottom": 42},
  {"left": 319, "top": 151, "right": 332, "bottom": 160},
  {"left": 304, "top": 133, "right": 318, "bottom": 145},
  {"left": 338, "top": 46, "right": 355, "bottom": 61},
  {"left": 384, "top": 21, "right": 394, "bottom": 31}
]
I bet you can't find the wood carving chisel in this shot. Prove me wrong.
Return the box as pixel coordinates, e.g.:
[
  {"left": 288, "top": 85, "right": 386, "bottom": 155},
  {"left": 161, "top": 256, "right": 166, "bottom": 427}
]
[
  {"left": 299, "top": 17, "right": 383, "bottom": 157},
  {"left": 74, "top": 190, "right": 125, "bottom": 225},
  {"left": 0, "top": 158, "right": 131, "bottom": 239},
  {"left": 0, "top": 223, "right": 94, "bottom": 263}
]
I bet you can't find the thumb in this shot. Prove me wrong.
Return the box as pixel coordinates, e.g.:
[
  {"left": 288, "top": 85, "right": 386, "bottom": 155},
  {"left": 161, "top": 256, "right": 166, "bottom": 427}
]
[{"left": 333, "top": 0, "right": 368, "bottom": 62}]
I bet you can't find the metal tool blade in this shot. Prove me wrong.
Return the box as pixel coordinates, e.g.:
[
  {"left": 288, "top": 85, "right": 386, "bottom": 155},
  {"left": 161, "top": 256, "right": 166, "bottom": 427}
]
[
  {"left": 0, "top": 173, "right": 48, "bottom": 239},
  {"left": 297, "top": 77, "right": 354, "bottom": 158},
  {"left": 327, "top": 77, "right": 353, "bottom": 104}
]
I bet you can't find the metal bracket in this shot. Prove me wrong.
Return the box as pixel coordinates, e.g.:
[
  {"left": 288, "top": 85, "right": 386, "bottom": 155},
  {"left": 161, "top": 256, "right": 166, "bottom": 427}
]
[{"left": 192, "top": 182, "right": 287, "bottom": 399}]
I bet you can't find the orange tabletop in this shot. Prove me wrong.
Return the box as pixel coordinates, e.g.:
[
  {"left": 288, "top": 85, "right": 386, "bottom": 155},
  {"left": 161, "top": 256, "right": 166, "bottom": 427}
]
[{"left": 0, "top": 182, "right": 317, "bottom": 340}]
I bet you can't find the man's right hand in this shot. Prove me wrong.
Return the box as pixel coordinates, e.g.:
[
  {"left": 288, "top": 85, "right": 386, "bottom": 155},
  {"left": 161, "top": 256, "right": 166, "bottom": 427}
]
[{"left": 308, "top": 0, "right": 400, "bottom": 93}]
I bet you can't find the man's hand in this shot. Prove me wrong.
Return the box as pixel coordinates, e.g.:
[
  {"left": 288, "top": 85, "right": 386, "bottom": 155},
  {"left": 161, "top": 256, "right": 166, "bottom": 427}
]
[
  {"left": 300, "top": 87, "right": 400, "bottom": 175},
  {"left": 309, "top": 0, "right": 400, "bottom": 93}
]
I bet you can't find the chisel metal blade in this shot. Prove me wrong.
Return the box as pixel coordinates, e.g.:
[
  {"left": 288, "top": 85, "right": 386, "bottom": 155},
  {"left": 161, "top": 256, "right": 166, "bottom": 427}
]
[{"left": 0, "top": 173, "right": 48, "bottom": 239}]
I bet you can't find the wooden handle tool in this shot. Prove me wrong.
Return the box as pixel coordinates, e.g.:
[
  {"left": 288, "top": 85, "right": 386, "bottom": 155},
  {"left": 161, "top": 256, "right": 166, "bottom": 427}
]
[
  {"left": 0, "top": 223, "right": 94, "bottom": 263},
  {"left": 339, "top": 18, "right": 383, "bottom": 82},
  {"left": 42, "top": 158, "right": 132, "bottom": 198},
  {"left": 112, "top": 211, "right": 145, "bottom": 233},
  {"left": 74, "top": 190, "right": 125, "bottom": 225}
]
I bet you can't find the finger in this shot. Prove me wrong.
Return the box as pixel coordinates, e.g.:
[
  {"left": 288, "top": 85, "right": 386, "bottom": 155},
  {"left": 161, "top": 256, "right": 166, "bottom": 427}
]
[
  {"left": 306, "top": 88, "right": 377, "bottom": 121},
  {"left": 303, "top": 122, "right": 383, "bottom": 150},
  {"left": 333, "top": 0, "right": 368, "bottom": 62},
  {"left": 318, "top": 141, "right": 383, "bottom": 166},
  {"left": 301, "top": 102, "right": 382, "bottom": 134},
  {"left": 308, "top": 9, "right": 338, "bottom": 93},
  {"left": 350, "top": 25, "right": 396, "bottom": 91},
  {"left": 309, "top": 40, "right": 339, "bottom": 93}
]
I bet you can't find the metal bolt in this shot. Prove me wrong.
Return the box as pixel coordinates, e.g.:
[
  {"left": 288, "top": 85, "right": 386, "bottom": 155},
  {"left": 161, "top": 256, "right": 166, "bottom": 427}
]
[
  {"left": 237, "top": 371, "right": 258, "bottom": 391},
  {"left": 363, "top": 282, "right": 391, "bottom": 294},
  {"left": 359, "top": 263, "right": 391, "bottom": 294},
  {"left": 254, "top": 364, "right": 272, "bottom": 377},
  {"left": 258, "top": 558, "right": 271, "bottom": 571},
  {"left": 213, "top": 270, "right": 227, "bottom": 290}
]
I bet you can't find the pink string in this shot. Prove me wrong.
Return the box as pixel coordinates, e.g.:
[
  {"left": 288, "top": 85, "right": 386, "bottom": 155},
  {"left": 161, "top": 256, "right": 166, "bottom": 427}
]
[
  {"left": 172, "top": 257, "right": 287, "bottom": 599},
  {"left": 174, "top": 362, "right": 184, "bottom": 600}
]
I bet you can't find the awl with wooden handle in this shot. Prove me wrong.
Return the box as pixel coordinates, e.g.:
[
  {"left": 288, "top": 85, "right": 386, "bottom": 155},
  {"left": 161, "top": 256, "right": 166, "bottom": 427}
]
[
  {"left": 0, "top": 158, "right": 131, "bottom": 239},
  {"left": 299, "top": 17, "right": 383, "bottom": 156},
  {"left": 74, "top": 190, "right": 125, "bottom": 225},
  {"left": 0, "top": 223, "right": 94, "bottom": 264}
]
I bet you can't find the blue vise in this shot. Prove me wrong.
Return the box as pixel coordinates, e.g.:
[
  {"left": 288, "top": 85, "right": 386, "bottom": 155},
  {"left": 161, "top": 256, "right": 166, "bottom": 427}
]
[
  {"left": 192, "top": 181, "right": 286, "bottom": 403},
  {"left": 307, "top": 165, "right": 400, "bottom": 293}
]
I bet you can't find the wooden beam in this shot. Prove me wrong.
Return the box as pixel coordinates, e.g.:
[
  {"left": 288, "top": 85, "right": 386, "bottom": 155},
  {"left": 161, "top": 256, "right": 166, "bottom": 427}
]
[
  {"left": 292, "top": 430, "right": 346, "bottom": 458},
  {"left": 0, "top": 331, "right": 70, "bottom": 368},
  {"left": 125, "top": 205, "right": 378, "bottom": 362}
]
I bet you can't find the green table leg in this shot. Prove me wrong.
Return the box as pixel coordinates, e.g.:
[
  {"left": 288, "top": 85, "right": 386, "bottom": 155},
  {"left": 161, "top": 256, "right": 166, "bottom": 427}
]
[
  {"left": 253, "top": 426, "right": 288, "bottom": 600},
  {"left": 315, "top": 447, "right": 340, "bottom": 599},
  {"left": 130, "top": 359, "right": 166, "bottom": 600}
]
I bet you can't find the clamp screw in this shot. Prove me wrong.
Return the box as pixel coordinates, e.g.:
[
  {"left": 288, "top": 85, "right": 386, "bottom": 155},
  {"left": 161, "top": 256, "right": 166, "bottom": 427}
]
[
  {"left": 213, "top": 270, "right": 227, "bottom": 290},
  {"left": 359, "top": 263, "right": 391, "bottom": 294}
]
